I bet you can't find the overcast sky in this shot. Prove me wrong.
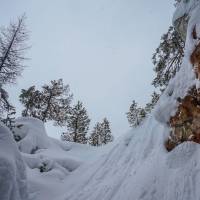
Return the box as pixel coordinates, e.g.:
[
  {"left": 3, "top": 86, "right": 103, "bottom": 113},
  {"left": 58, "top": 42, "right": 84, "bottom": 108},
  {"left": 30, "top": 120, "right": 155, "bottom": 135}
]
[{"left": 1, "top": 0, "right": 174, "bottom": 139}]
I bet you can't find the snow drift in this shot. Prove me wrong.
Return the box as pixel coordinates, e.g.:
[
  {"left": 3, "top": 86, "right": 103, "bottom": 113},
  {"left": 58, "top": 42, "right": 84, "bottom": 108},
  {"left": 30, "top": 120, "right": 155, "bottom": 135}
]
[
  {"left": 9, "top": 117, "right": 109, "bottom": 200},
  {"left": 0, "top": 124, "right": 28, "bottom": 200},
  {"left": 62, "top": 117, "right": 200, "bottom": 200}
]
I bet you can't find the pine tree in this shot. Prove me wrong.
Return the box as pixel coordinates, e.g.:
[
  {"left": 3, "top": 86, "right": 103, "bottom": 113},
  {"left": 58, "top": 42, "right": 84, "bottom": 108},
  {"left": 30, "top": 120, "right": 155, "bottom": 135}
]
[
  {"left": 152, "top": 26, "right": 184, "bottom": 90},
  {"left": 1, "top": 104, "right": 16, "bottom": 132},
  {"left": 63, "top": 101, "right": 90, "bottom": 144},
  {"left": 19, "top": 86, "right": 42, "bottom": 118},
  {"left": 88, "top": 122, "right": 102, "bottom": 146},
  {"left": 89, "top": 118, "right": 114, "bottom": 146},
  {"left": 145, "top": 92, "right": 160, "bottom": 113},
  {"left": 101, "top": 118, "right": 113, "bottom": 145},
  {"left": 19, "top": 79, "right": 72, "bottom": 125},
  {"left": 61, "top": 132, "right": 73, "bottom": 142},
  {"left": 126, "top": 100, "right": 146, "bottom": 127},
  {"left": 40, "top": 79, "right": 72, "bottom": 124}
]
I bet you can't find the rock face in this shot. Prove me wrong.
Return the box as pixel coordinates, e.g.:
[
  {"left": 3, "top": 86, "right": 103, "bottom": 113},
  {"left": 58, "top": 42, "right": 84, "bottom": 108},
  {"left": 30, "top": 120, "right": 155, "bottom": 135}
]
[
  {"left": 166, "top": 6, "right": 200, "bottom": 151},
  {"left": 166, "top": 87, "right": 200, "bottom": 151},
  {"left": 190, "top": 27, "right": 200, "bottom": 79}
]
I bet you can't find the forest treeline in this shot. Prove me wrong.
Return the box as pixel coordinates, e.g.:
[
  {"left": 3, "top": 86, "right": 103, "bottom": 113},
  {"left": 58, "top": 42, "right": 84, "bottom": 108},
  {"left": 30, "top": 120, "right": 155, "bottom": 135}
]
[
  {"left": 0, "top": 15, "right": 113, "bottom": 146},
  {"left": 0, "top": 6, "right": 184, "bottom": 144}
]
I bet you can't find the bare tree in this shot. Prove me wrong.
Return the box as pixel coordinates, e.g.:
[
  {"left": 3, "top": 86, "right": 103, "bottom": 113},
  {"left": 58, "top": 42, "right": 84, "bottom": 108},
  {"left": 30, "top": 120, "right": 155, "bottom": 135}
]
[
  {"left": 0, "top": 14, "right": 29, "bottom": 85},
  {"left": 0, "top": 14, "right": 29, "bottom": 116}
]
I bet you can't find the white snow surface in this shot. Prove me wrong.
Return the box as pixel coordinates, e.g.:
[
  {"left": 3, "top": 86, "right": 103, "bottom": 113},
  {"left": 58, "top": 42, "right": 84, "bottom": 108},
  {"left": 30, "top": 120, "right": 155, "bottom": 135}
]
[
  {"left": 12, "top": 116, "right": 200, "bottom": 200},
  {"left": 0, "top": 123, "right": 28, "bottom": 200},
  {"left": 173, "top": 0, "right": 200, "bottom": 24},
  {"left": 11, "top": 117, "right": 111, "bottom": 200},
  {"left": 61, "top": 117, "right": 200, "bottom": 200},
  {"left": 2, "top": 1, "right": 200, "bottom": 200}
]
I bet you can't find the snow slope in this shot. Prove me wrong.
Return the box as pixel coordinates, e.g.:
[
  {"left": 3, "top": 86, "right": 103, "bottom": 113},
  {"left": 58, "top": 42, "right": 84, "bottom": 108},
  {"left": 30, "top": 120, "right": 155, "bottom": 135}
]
[
  {"left": 5, "top": 115, "right": 200, "bottom": 200},
  {"left": 61, "top": 116, "right": 200, "bottom": 200}
]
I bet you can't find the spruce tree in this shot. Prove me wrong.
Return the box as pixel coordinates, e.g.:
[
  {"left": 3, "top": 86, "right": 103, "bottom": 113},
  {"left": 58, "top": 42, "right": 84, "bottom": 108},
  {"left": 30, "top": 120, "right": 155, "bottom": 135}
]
[
  {"left": 101, "top": 118, "right": 113, "bottom": 145},
  {"left": 61, "top": 132, "right": 73, "bottom": 142},
  {"left": 145, "top": 92, "right": 160, "bottom": 113},
  {"left": 89, "top": 118, "right": 113, "bottom": 146},
  {"left": 88, "top": 122, "right": 102, "bottom": 146},
  {"left": 126, "top": 100, "right": 146, "bottom": 127},
  {"left": 63, "top": 101, "right": 90, "bottom": 144}
]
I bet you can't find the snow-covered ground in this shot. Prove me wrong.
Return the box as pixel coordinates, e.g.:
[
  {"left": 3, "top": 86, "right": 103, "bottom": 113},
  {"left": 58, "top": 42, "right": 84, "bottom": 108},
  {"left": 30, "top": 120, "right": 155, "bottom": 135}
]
[
  {"left": 2, "top": 1, "right": 200, "bottom": 200},
  {"left": 10, "top": 117, "right": 112, "bottom": 200},
  {"left": 8, "top": 115, "right": 200, "bottom": 200},
  {"left": 60, "top": 116, "right": 200, "bottom": 200}
]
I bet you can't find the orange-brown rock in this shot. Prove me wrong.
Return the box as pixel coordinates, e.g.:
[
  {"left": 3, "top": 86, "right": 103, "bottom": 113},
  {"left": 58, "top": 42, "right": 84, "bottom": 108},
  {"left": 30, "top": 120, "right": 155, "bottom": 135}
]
[
  {"left": 165, "top": 87, "right": 200, "bottom": 151},
  {"left": 165, "top": 138, "right": 177, "bottom": 152},
  {"left": 190, "top": 26, "right": 200, "bottom": 79}
]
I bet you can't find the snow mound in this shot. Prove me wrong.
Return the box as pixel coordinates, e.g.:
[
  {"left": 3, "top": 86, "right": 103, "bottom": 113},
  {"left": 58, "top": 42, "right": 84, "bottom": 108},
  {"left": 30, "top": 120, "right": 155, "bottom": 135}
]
[
  {"left": 166, "top": 142, "right": 198, "bottom": 169},
  {"left": 14, "top": 117, "right": 50, "bottom": 154},
  {"left": 12, "top": 117, "right": 108, "bottom": 200},
  {"left": 0, "top": 123, "right": 28, "bottom": 200}
]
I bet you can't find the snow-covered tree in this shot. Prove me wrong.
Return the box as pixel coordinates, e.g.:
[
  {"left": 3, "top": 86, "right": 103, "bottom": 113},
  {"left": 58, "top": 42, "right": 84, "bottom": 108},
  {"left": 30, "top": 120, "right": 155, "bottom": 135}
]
[
  {"left": 0, "top": 87, "right": 10, "bottom": 114},
  {"left": 0, "top": 103, "right": 16, "bottom": 135},
  {"left": 61, "top": 132, "right": 73, "bottom": 142},
  {"left": 152, "top": 26, "right": 184, "bottom": 90},
  {"left": 19, "top": 86, "right": 42, "bottom": 118},
  {"left": 62, "top": 101, "right": 90, "bottom": 144},
  {"left": 89, "top": 118, "right": 113, "bottom": 146},
  {"left": 145, "top": 92, "right": 160, "bottom": 113},
  {"left": 20, "top": 79, "right": 72, "bottom": 125},
  {"left": 126, "top": 100, "right": 146, "bottom": 127},
  {"left": 40, "top": 79, "right": 72, "bottom": 124},
  {"left": 89, "top": 122, "right": 102, "bottom": 146},
  {"left": 101, "top": 118, "right": 113, "bottom": 145}
]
